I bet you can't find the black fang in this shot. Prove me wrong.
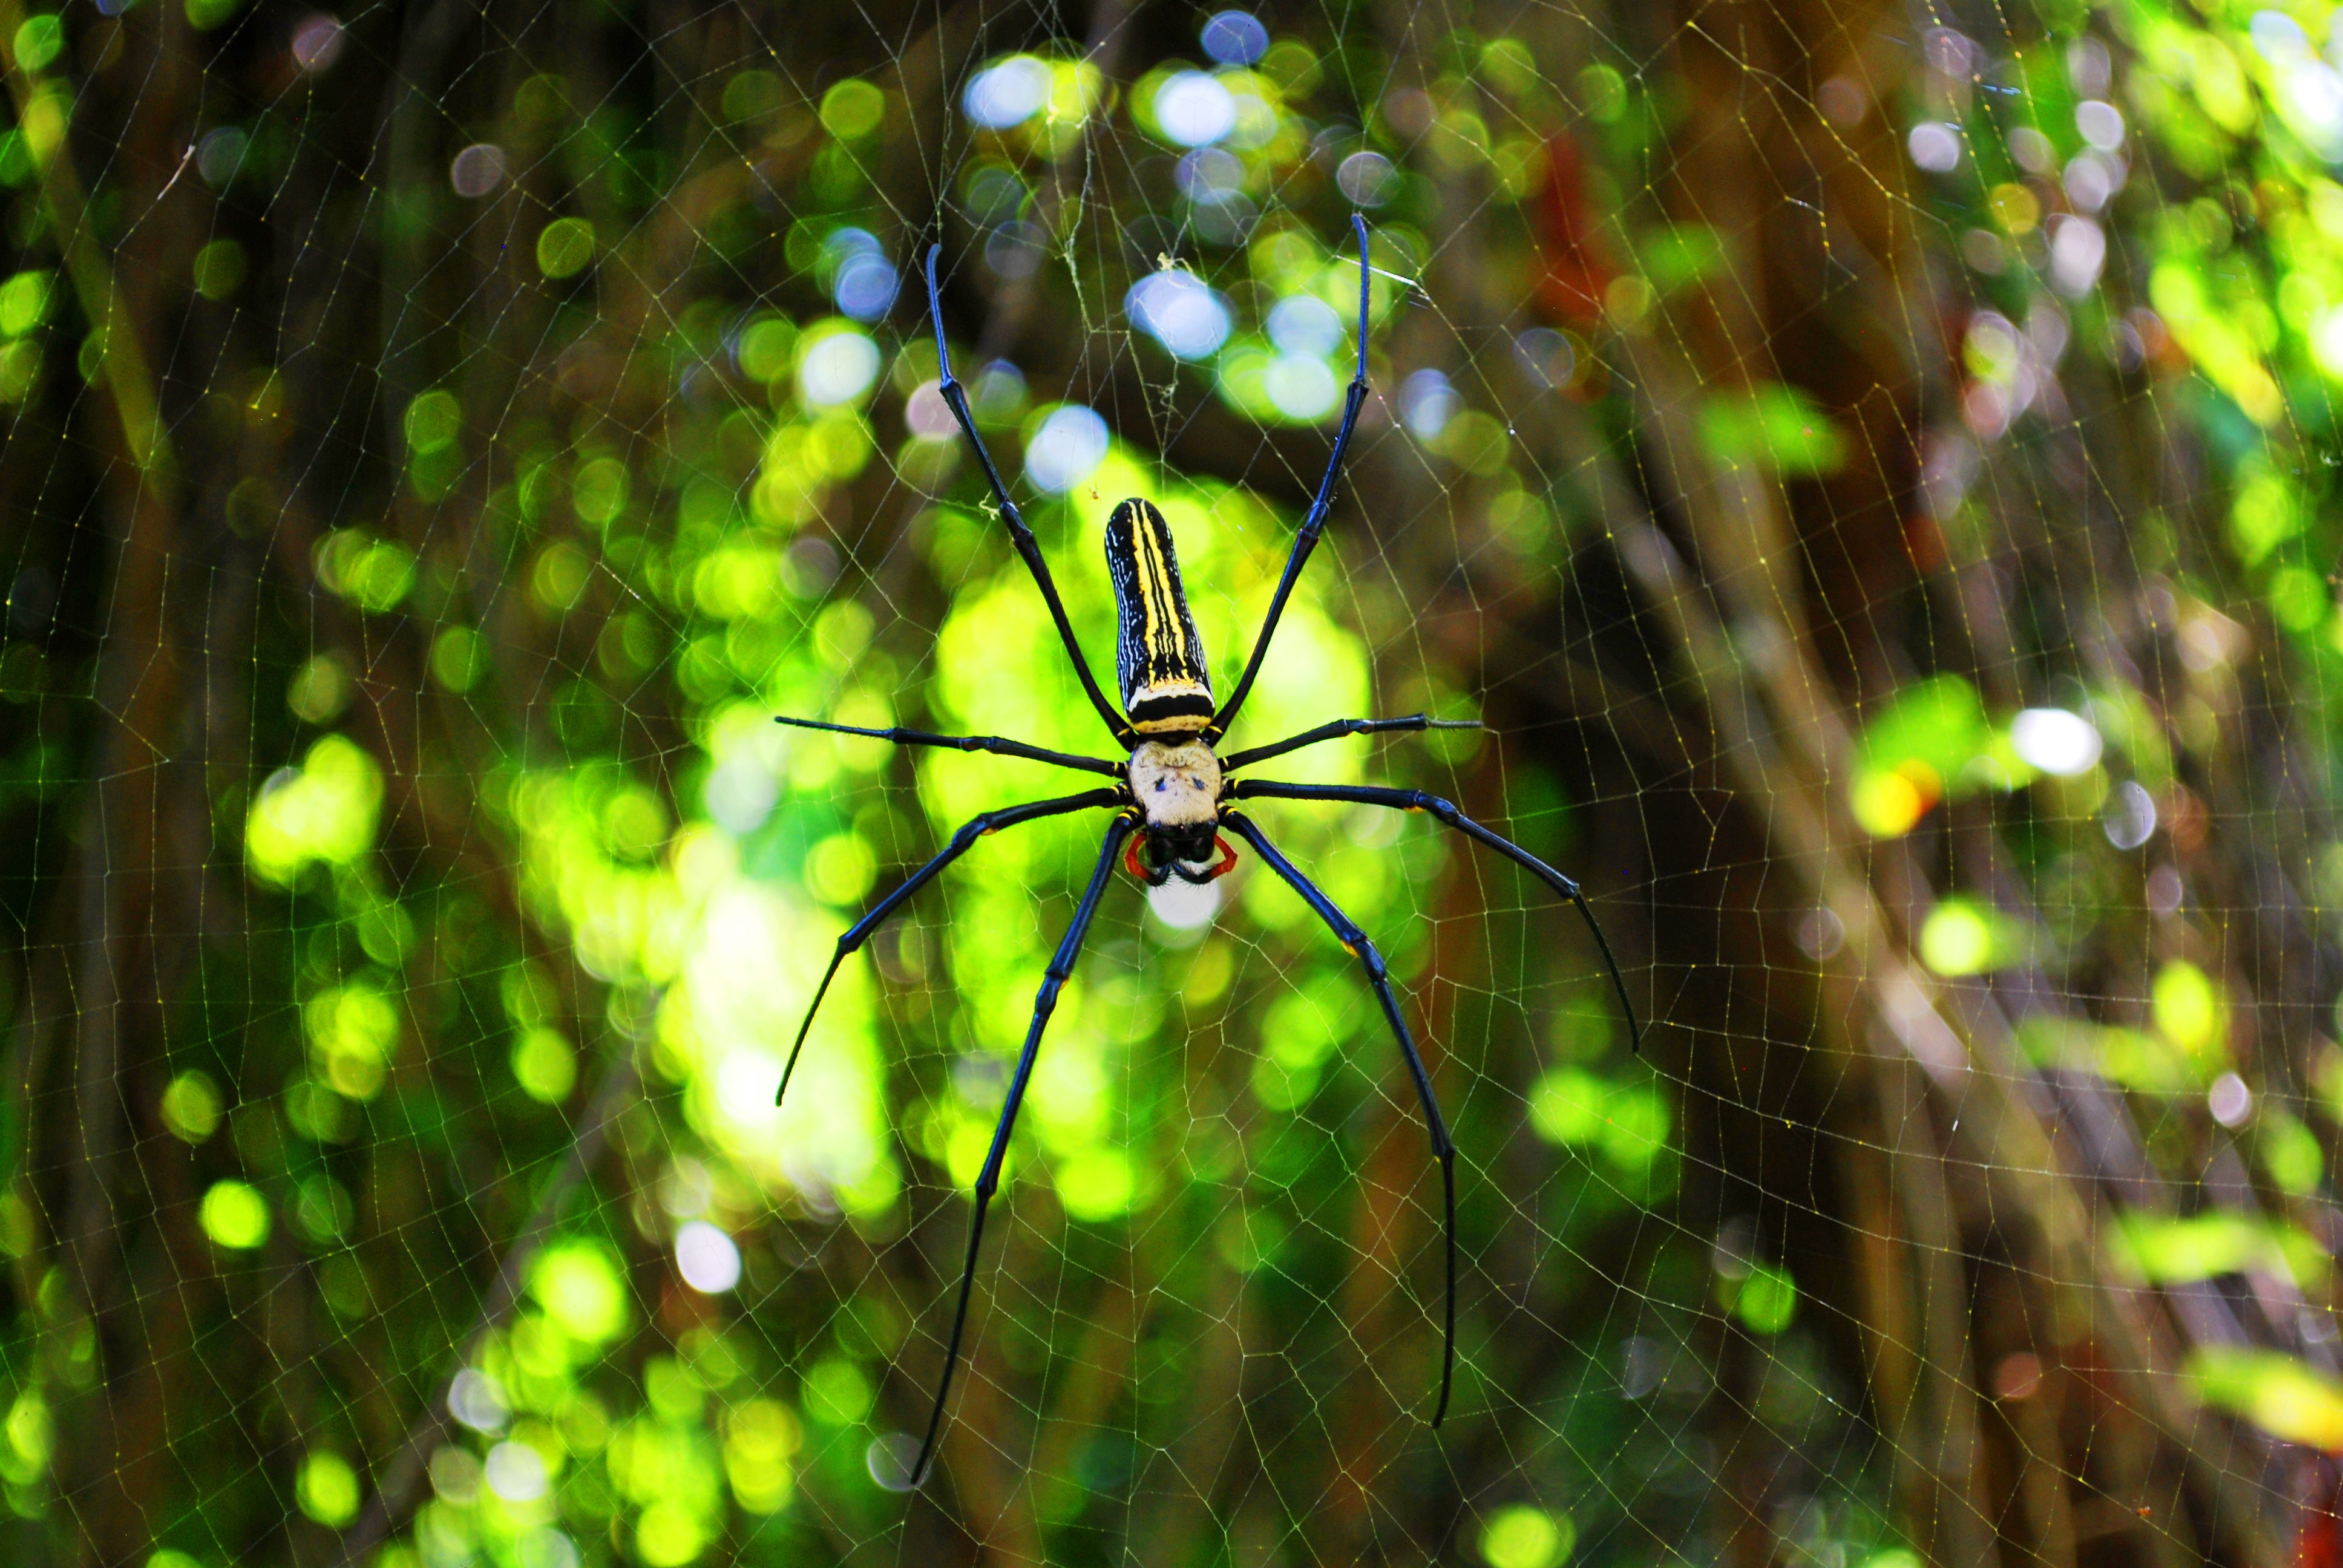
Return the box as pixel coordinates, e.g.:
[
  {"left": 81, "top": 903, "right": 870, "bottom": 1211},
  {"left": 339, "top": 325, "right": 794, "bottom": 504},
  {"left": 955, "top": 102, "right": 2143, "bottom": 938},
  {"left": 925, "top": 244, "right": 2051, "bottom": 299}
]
[{"left": 1105, "top": 498, "right": 1214, "bottom": 733}]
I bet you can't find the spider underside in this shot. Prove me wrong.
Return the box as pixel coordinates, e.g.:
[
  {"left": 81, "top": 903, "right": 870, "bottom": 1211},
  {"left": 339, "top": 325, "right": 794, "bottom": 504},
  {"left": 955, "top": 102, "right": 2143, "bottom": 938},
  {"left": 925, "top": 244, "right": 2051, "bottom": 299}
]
[{"left": 772, "top": 215, "right": 1639, "bottom": 1489}]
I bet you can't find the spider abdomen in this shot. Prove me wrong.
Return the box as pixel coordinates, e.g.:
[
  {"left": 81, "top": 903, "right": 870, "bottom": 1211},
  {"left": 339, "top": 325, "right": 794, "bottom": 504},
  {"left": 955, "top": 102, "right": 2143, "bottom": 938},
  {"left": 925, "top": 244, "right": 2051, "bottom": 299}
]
[{"left": 1106, "top": 498, "right": 1214, "bottom": 734}]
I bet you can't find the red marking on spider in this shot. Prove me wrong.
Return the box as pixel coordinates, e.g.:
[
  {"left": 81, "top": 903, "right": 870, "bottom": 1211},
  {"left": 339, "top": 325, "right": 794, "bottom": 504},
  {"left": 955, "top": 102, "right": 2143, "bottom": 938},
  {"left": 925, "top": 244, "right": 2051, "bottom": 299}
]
[
  {"left": 1125, "top": 835, "right": 1240, "bottom": 883},
  {"left": 1204, "top": 835, "right": 1239, "bottom": 880}
]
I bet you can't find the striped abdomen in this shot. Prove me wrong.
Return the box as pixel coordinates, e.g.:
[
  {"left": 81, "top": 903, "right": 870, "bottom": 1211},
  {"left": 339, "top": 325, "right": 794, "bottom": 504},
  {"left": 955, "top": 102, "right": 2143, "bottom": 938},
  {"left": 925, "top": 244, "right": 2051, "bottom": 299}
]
[{"left": 1105, "top": 498, "right": 1213, "bottom": 734}]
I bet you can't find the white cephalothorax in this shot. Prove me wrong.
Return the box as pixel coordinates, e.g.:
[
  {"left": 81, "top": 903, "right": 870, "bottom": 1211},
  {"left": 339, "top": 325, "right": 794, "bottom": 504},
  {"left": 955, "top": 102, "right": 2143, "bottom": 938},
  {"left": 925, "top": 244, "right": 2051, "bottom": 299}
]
[{"left": 1127, "top": 739, "right": 1222, "bottom": 828}]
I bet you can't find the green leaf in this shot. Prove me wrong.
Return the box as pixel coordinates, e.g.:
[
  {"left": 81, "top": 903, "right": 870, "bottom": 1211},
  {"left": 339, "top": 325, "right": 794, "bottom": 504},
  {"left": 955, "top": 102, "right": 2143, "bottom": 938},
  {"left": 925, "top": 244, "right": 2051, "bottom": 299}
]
[
  {"left": 2229, "top": 464, "right": 2304, "bottom": 564},
  {"left": 296, "top": 1450, "right": 361, "bottom": 1526},
  {"left": 1733, "top": 1263, "right": 1797, "bottom": 1333},
  {"left": 402, "top": 388, "right": 462, "bottom": 454},
  {"left": 2261, "top": 1110, "right": 2325, "bottom": 1197},
  {"left": 1918, "top": 898, "right": 2030, "bottom": 976},
  {"left": 537, "top": 217, "right": 598, "bottom": 279},
  {"left": 531, "top": 1238, "right": 632, "bottom": 1347},
  {"left": 0, "top": 270, "right": 50, "bottom": 336},
  {"left": 184, "top": 0, "right": 246, "bottom": 31},
  {"left": 2109, "top": 1212, "right": 2262, "bottom": 1282},
  {"left": 2107, "top": 1212, "right": 2324, "bottom": 1287},
  {"left": 1856, "top": 675, "right": 1988, "bottom": 780},
  {"left": 2016, "top": 1017, "right": 2193, "bottom": 1094},
  {"left": 1697, "top": 384, "right": 1848, "bottom": 477},
  {"left": 1640, "top": 223, "right": 1726, "bottom": 293},
  {"left": 1849, "top": 675, "right": 2033, "bottom": 835},
  {"left": 312, "top": 529, "right": 417, "bottom": 615},
  {"left": 1481, "top": 1504, "right": 1577, "bottom": 1568},
  {"left": 2152, "top": 960, "right": 2227, "bottom": 1063},
  {"left": 2190, "top": 1347, "right": 2343, "bottom": 1449},
  {"left": 198, "top": 1180, "right": 271, "bottom": 1249}
]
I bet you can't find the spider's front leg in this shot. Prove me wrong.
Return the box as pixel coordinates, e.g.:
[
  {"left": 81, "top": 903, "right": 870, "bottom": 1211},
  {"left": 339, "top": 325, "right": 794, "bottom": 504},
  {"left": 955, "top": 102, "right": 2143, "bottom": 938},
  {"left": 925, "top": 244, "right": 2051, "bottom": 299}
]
[
  {"left": 1216, "top": 713, "right": 1481, "bottom": 773},
  {"left": 1209, "top": 213, "right": 1374, "bottom": 741},
  {"left": 924, "top": 246, "right": 1133, "bottom": 749},
  {"left": 773, "top": 714, "right": 1121, "bottom": 777}
]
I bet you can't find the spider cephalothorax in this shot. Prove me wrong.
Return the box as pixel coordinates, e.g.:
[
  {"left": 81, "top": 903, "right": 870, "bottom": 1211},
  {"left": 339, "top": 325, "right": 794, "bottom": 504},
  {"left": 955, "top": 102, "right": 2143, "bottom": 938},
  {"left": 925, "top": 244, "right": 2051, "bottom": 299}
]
[
  {"left": 1122, "top": 735, "right": 1233, "bottom": 884},
  {"left": 770, "top": 215, "right": 1640, "bottom": 1490}
]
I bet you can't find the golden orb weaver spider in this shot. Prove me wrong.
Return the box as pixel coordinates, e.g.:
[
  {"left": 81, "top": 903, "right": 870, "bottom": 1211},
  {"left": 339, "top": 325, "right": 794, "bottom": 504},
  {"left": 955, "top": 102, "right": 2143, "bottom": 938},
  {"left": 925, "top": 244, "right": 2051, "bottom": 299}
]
[{"left": 773, "top": 215, "right": 1639, "bottom": 1488}]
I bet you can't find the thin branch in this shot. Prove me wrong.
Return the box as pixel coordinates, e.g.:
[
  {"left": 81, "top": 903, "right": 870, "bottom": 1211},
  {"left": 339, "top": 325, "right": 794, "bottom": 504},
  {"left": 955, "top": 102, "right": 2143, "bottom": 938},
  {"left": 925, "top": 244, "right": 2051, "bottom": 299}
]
[
  {"left": 0, "top": 0, "right": 174, "bottom": 485},
  {"left": 1585, "top": 353, "right": 2284, "bottom": 1567}
]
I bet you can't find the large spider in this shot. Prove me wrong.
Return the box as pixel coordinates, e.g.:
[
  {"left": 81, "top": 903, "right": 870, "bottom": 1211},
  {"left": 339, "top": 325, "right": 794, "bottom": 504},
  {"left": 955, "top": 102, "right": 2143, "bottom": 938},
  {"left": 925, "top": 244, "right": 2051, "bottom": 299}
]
[{"left": 774, "top": 216, "right": 1637, "bottom": 1486}]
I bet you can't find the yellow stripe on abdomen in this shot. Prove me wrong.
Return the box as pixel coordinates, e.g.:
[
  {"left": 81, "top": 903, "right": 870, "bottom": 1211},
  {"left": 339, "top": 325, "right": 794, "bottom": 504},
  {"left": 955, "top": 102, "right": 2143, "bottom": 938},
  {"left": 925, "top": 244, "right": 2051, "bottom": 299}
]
[{"left": 1106, "top": 498, "right": 1213, "bottom": 731}]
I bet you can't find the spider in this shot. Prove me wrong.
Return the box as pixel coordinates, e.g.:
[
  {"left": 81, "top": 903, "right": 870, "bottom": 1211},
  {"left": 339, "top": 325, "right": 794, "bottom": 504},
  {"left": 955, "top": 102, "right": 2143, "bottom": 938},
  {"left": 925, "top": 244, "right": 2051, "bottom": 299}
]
[{"left": 773, "top": 215, "right": 1638, "bottom": 1487}]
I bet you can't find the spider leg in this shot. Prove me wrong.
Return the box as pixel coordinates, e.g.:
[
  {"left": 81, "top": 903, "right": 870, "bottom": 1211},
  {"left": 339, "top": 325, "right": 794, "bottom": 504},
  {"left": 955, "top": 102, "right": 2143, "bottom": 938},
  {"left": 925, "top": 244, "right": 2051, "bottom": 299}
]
[
  {"left": 1219, "top": 809, "right": 1457, "bottom": 1427},
  {"left": 773, "top": 714, "right": 1122, "bottom": 778},
  {"left": 1207, "top": 214, "right": 1372, "bottom": 742},
  {"left": 1216, "top": 714, "right": 1481, "bottom": 774},
  {"left": 909, "top": 809, "right": 1139, "bottom": 1488},
  {"left": 1230, "top": 780, "right": 1641, "bottom": 1050},
  {"left": 926, "top": 247, "right": 1133, "bottom": 749},
  {"left": 776, "top": 788, "right": 1123, "bottom": 1109}
]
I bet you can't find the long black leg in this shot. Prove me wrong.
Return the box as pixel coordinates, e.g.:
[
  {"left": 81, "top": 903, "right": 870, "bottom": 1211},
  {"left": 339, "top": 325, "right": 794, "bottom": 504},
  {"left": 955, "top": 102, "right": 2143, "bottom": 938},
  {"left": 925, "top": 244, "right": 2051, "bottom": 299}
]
[
  {"left": 773, "top": 714, "right": 1121, "bottom": 778},
  {"left": 910, "top": 810, "right": 1138, "bottom": 1488},
  {"left": 1207, "top": 214, "right": 1373, "bottom": 742},
  {"left": 1219, "top": 810, "right": 1457, "bottom": 1427},
  {"left": 775, "top": 788, "right": 1122, "bottom": 1109},
  {"left": 926, "top": 247, "right": 1132, "bottom": 748},
  {"left": 1217, "top": 714, "right": 1480, "bottom": 774},
  {"left": 1231, "top": 780, "right": 1641, "bottom": 1050}
]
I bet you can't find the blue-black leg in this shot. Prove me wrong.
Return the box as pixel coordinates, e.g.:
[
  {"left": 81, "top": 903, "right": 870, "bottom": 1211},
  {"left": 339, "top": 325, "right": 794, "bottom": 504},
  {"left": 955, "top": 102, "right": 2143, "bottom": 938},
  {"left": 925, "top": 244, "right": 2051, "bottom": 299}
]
[
  {"left": 1220, "top": 809, "right": 1457, "bottom": 1427},
  {"left": 1230, "top": 780, "right": 1641, "bottom": 1050},
  {"left": 773, "top": 714, "right": 1122, "bottom": 778},
  {"left": 1216, "top": 714, "right": 1480, "bottom": 774},
  {"left": 909, "top": 809, "right": 1139, "bottom": 1488},
  {"left": 1208, "top": 214, "right": 1373, "bottom": 740},
  {"left": 776, "top": 788, "right": 1122, "bottom": 1109},
  {"left": 925, "top": 248, "right": 1133, "bottom": 748}
]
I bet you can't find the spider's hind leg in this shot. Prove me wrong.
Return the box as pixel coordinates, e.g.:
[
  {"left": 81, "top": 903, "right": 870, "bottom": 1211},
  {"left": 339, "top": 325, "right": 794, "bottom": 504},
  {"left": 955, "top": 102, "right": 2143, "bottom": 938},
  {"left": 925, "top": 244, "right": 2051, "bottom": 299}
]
[
  {"left": 1230, "top": 779, "right": 1640, "bottom": 1050},
  {"left": 776, "top": 787, "right": 1120, "bottom": 1108},
  {"left": 1220, "top": 809, "right": 1458, "bottom": 1427},
  {"left": 908, "top": 811, "right": 1138, "bottom": 1487}
]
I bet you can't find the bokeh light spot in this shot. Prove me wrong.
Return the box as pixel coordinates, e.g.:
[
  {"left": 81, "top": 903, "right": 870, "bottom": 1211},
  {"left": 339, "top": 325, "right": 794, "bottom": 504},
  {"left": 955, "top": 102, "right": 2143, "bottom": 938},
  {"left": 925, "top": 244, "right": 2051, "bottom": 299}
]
[
  {"left": 675, "top": 1221, "right": 743, "bottom": 1293},
  {"left": 199, "top": 1180, "right": 270, "bottom": 1249},
  {"left": 1025, "top": 404, "right": 1109, "bottom": 492},
  {"left": 1155, "top": 71, "right": 1237, "bottom": 146},
  {"left": 963, "top": 55, "right": 1050, "bottom": 128},
  {"left": 1129, "top": 269, "right": 1233, "bottom": 359}
]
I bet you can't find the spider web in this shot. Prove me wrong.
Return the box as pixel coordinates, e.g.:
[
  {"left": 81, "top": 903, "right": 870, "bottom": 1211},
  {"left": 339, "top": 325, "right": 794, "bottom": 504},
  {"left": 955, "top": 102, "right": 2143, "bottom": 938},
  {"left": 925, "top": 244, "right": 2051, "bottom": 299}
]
[{"left": 0, "top": 0, "right": 2328, "bottom": 1565}]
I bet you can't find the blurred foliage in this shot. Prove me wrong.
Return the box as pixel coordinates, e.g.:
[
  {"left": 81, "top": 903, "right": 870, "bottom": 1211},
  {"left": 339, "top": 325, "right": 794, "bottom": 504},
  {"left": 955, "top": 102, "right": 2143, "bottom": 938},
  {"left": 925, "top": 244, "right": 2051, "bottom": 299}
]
[
  {"left": 0, "top": 2, "right": 1717, "bottom": 1563},
  {"left": 2, "top": 0, "right": 2343, "bottom": 1560}
]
